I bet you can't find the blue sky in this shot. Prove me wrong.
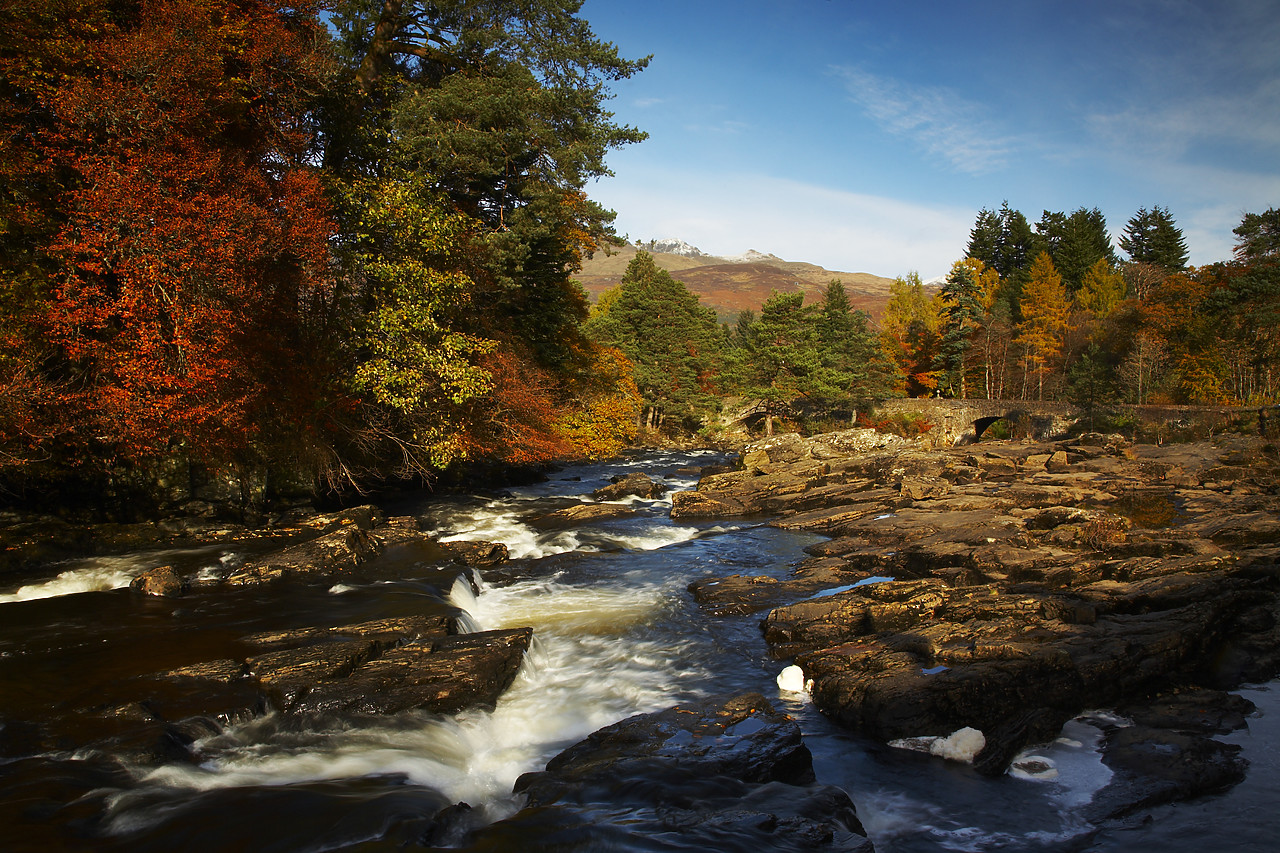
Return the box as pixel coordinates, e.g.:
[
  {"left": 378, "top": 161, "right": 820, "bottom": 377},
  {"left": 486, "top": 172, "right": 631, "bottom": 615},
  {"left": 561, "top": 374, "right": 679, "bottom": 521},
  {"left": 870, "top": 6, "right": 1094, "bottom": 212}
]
[{"left": 579, "top": 0, "right": 1280, "bottom": 280}]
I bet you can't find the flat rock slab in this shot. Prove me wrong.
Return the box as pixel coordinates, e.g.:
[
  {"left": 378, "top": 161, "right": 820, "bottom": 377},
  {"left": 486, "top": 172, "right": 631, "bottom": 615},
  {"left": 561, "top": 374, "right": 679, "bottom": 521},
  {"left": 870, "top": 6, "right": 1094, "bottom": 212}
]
[
  {"left": 227, "top": 522, "right": 381, "bottom": 585},
  {"left": 242, "top": 613, "right": 457, "bottom": 651},
  {"left": 290, "top": 628, "right": 533, "bottom": 715},
  {"left": 529, "top": 503, "right": 636, "bottom": 529},
  {"left": 688, "top": 567, "right": 881, "bottom": 617}
]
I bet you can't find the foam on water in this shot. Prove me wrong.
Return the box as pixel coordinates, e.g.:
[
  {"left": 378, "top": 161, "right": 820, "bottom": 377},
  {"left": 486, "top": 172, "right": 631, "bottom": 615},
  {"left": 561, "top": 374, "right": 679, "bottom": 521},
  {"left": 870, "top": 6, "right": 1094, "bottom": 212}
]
[
  {"left": 0, "top": 559, "right": 140, "bottom": 603},
  {"left": 1, "top": 547, "right": 240, "bottom": 604},
  {"left": 1010, "top": 717, "right": 1113, "bottom": 807}
]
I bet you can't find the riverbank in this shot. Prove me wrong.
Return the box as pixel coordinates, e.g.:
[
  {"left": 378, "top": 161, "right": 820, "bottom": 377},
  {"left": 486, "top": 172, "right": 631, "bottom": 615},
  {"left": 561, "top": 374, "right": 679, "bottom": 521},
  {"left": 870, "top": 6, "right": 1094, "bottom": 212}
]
[{"left": 678, "top": 426, "right": 1280, "bottom": 810}]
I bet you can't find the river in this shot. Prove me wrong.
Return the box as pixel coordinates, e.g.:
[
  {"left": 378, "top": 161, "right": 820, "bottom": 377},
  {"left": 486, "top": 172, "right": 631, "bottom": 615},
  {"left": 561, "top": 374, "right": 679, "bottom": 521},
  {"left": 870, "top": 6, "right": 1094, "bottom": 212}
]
[{"left": 1, "top": 450, "right": 1276, "bottom": 851}]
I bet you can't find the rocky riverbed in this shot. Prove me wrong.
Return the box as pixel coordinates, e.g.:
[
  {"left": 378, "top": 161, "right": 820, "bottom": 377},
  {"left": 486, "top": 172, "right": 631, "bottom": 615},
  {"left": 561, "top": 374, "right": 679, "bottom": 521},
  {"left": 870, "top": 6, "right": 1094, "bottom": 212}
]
[{"left": 678, "top": 427, "right": 1280, "bottom": 810}]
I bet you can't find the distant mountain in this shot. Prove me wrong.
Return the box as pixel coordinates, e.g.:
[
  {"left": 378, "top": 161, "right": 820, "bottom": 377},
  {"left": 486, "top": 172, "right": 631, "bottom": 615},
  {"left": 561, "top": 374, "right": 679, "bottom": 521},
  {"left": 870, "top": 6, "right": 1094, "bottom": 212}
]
[
  {"left": 638, "top": 237, "right": 707, "bottom": 258},
  {"left": 577, "top": 240, "right": 899, "bottom": 322}
]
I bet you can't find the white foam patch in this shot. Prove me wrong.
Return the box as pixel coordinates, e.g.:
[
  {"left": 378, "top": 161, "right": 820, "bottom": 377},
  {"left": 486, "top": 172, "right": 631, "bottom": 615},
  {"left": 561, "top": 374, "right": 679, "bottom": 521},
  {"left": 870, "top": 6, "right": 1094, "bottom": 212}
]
[
  {"left": 1009, "top": 717, "right": 1113, "bottom": 806},
  {"left": 776, "top": 664, "right": 812, "bottom": 695},
  {"left": 890, "top": 726, "right": 986, "bottom": 763},
  {"left": 0, "top": 560, "right": 139, "bottom": 603},
  {"left": 106, "top": 567, "right": 706, "bottom": 825},
  {"left": 1, "top": 547, "right": 241, "bottom": 604}
]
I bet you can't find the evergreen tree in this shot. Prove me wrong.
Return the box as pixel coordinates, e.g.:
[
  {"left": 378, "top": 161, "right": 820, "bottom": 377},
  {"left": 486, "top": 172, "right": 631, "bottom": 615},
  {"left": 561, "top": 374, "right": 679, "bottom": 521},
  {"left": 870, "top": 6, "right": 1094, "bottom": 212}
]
[
  {"left": 1233, "top": 207, "right": 1280, "bottom": 262},
  {"left": 585, "top": 252, "right": 720, "bottom": 431},
  {"left": 816, "top": 280, "right": 896, "bottom": 420},
  {"left": 1036, "top": 208, "right": 1117, "bottom": 293},
  {"left": 1067, "top": 342, "right": 1120, "bottom": 431},
  {"left": 935, "top": 261, "right": 985, "bottom": 398},
  {"left": 1119, "top": 206, "right": 1189, "bottom": 270},
  {"left": 966, "top": 202, "right": 1036, "bottom": 315},
  {"left": 739, "top": 292, "right": 822, "bottom": 435}
]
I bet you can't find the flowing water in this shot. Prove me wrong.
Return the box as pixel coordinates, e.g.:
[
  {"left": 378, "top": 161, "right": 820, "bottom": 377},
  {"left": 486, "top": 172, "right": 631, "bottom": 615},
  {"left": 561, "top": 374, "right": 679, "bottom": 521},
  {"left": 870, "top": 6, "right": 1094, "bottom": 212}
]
[{"left": 1, "top": 450, "right": 1276, "bottom": 851}]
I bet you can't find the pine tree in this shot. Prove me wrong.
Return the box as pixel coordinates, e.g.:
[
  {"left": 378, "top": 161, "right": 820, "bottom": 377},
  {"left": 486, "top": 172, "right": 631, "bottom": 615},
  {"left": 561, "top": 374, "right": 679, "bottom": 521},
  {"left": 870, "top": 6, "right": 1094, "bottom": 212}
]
[
  {"left": 816, "top": 280, "right": 896, "bottom": 421},
  {"left": 1036, "top": 208, "right": 1117, "bottom": 293},
  {"left": 1119, "top": 206, "right": 1189, "bottom": 271},
  {"left": 584, "top": 252, "right": 720, "bottom": 431},
  {"left": 739, "top": 292, "right": 822, "bottom": 435},
  {"left": 935, "top": 260, "right": 985, "bottom": 398}
]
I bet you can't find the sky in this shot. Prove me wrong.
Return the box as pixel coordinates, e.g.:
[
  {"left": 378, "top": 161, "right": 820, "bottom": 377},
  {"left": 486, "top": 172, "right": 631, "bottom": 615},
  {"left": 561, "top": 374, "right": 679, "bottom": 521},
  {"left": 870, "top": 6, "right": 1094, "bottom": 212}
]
[{"left": 578, "top": 0, "right": 1280, "bottom": 280}]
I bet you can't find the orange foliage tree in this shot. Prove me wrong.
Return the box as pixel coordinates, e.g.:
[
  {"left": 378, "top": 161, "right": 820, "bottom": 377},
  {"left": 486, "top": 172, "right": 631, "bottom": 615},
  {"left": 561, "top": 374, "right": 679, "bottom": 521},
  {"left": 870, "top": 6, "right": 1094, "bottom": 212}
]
[{"left": 4, "top": 0, "right": 337, "bottom": 475}]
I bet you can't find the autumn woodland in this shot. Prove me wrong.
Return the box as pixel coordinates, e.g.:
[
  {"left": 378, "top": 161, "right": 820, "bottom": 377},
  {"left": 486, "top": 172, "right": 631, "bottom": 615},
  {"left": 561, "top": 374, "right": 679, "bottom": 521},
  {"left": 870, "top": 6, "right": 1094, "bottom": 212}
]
[{"left": 2, "top": 1, "right": 1278, "bottom": 514}]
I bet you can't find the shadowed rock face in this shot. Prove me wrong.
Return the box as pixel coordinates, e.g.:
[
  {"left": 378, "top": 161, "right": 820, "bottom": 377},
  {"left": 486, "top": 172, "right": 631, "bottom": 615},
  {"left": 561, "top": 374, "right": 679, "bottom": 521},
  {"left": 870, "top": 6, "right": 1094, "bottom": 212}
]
[
  {"left": 502, "top": 693, "right": 874, "bottom": 853},
  {"left": 680, "top": 429, "right": 1280, "bottom": 780}
]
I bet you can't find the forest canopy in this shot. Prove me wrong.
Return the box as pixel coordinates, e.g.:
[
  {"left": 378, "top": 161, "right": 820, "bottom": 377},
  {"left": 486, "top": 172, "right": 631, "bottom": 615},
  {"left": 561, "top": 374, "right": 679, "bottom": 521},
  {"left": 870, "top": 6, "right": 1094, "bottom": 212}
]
[{"left": 0, "top": 0, "right": 647, "bottom": 508}]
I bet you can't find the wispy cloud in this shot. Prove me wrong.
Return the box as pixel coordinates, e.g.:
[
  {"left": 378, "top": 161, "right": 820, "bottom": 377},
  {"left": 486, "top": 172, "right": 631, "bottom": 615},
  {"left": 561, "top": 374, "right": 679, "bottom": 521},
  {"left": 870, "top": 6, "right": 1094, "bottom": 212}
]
[
  {"left": 831, "top": 67, "right": 1016, "bottom": 175},
  {"left": 683, "top": 119, "right": 751, "bottom": 135},
  {"left": 1087, "top": 81, "right": 1280, "bottom": 162}
]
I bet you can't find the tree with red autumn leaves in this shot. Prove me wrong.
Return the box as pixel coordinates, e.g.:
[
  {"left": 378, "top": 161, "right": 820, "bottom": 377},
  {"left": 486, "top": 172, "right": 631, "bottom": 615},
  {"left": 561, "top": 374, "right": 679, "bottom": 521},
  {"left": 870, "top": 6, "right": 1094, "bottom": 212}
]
[{"left": 2, "top": 0, "right": 338, "bottom": 487}]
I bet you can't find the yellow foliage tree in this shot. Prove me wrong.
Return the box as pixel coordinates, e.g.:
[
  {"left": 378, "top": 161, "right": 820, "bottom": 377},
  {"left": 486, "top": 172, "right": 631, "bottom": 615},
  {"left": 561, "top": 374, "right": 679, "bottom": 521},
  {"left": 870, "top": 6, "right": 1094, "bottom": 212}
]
[
  {"left": 1016, "top": 252, "right": 1070, "bottom": 400},
  {"left": 1076, "top": 258, "right": 1126, "bottom": 318},
  {"left": 556, "top": 346, "right": 641, "bottom": 459}
]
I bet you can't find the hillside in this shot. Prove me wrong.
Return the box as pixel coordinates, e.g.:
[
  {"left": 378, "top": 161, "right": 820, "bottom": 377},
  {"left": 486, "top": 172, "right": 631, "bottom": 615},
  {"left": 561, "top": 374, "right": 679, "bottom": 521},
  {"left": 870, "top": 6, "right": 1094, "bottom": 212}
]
[{"left": 576, "top": 241, "right": 898, "bottom": 321}]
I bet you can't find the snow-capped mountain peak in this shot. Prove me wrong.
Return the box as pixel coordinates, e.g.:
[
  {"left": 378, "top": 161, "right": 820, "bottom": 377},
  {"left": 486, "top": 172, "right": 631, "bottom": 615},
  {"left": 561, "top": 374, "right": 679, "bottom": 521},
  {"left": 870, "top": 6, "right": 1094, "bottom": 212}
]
[
  {"left": 636, "top": 237, "right": 705, "bottom": 258},
  {"left": 722, "top": 249, "right": 782, "bottom": 264}
]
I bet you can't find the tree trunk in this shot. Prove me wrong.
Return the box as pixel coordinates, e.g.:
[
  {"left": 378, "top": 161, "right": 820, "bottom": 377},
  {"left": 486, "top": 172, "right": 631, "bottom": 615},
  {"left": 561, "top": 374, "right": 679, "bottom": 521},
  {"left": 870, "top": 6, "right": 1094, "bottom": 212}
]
[{"left": 356, "top": 0, "right": 406, "bottom": 93}]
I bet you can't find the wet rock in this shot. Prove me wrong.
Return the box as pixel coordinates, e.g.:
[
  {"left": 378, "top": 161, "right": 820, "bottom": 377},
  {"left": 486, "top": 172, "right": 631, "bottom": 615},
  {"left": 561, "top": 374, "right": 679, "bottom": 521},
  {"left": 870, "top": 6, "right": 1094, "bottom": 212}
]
[
  {"left": 1117, "top": 688, "right": 1256, "bottom": 736},
  {"left": 242, "top": 613, "right": 457, "bottom": 651},
  {"left": 441, "top": 539, "right": 509, "bottom": 567},
  {"left": 591, "top": 472, "right": 667, "bottom": 501},
  {"left": 293, "top": 628, "right": 533, "bottom": 715},
  {"left": 529, "top": 503, "right": 637, "bottom": 529},
  {"left": 372, "top": 515, "right": 429, "bottom": 548},
  {"left": 507, "top": 693, "right": 874, "bottom": 852},
  {"left": 1085, "top": 725, "right": 1248, "bottom": 821},
  {"left": 670, "top": 489, "right": 752, "bottom": 520},
  {"left": 129, "top": 565, "right": 185, "bottom": 597},
  {"left": 226, "top": 520, "right": 382, "bottom": 585},
  {"left": 689, "top": 568, "right": 877, "bottom": 617}
]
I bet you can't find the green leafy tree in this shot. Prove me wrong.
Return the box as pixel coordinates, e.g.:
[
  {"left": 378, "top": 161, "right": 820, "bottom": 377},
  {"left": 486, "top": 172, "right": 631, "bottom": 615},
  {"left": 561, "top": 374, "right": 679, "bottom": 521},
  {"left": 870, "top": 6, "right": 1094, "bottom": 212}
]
[
  {"left": 585, "top": 252, "right": 720, "bottom": 431},
  {"left": 1119, "top": 206, "right": 1189, "bottom": 271},
  {"left": 1076, "top": 258, "right": 1127, "bottom": 318}
]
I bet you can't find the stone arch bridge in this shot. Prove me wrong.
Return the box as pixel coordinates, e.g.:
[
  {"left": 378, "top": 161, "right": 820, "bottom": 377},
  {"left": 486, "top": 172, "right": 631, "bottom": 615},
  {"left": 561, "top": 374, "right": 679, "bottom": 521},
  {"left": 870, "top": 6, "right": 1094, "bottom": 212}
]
[{"left": 876, "top": 398, "right": 1078, "bottom": 445}]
